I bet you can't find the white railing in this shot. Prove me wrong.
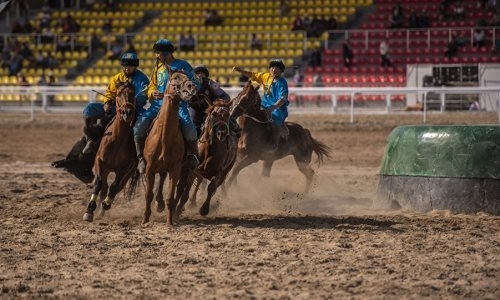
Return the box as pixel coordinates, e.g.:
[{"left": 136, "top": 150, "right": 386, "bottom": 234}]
[{"left": 1, "top": 85, "right": 500, "bottom": 123}]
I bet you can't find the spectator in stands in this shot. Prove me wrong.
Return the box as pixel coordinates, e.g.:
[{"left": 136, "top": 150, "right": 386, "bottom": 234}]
[
  {"left": 326, "top": 15, "right": 338, "bottom": 31},
  {"left": 179, "top": 32, "right": 196, "bottom": 52},
  {"left": 138, "top": 39, "right": 201, "bottom": 171},
  {"left": 62, "top": 12, "right": 80, "bottom": 34},
  {"left": 19, "top": 42, "right": 34, "bottom": 65},
  {"left": 489, "top": 11, "right": 500, "bottom": 26},
  {"left": 90, "top": 34, "right": 104, "bottom": 53},
  {"left": 18, "top": 73, "right": 30, "bottom": 104},
  {"left": 37, "top": 73, "right": 47, "bottom": 86},
  {"left": 204, "top": 9, "right": 223, "bottom": 26},
  {"left": 85, "top": 0, "right": 95, "bottom": 11},
  {"left": 342, "top": 39, "right": 354, "bottom": 68},
  {"left": 379, "top": 38, "right": 392, "bottom": 68},
  {"left": 491, "top": 38, "right": 500, "bottom": 55},
  {"left": 292, "top": 69, "right": 304, "bottom": 107},
  {"left": 291, "top": 14, "right": 304, "bottom": 31},
  {"left": 40, "top": 27, "right": 55, "bottom": 44},
  {"left": 408, "top": 9, "right": 418, "bottom": 28},
  {"left": 416, "top": 7, "right": 430, "bottom": 28},
  {"left": 309, "top": 47, "right": 322, "bottom": 67},
  {"left": 250, "top": 33, "right": 263, "bottom": 50},
  {"left": 389, "top": 4, "right": 404, "bottom": 28},
  {"left": 105, "top": 0, "right": 118, "bottom": 10},
  {"left": 55, "top": 35, "right": 71, "bottom": 53},
  {"left": 102, "top": 18, "right": 112, "bottom": 34},
  {"left": 312, "top": 72, "right": 323, "bottom": 107},
  {"left": 444, "top": 32, "right": 466, "bottom": 58},
  {"left": 452, "top": 1, "right": 465, "bottom": 21},
  {"left": 81, "top": 52, "right": 150, "bottom": 157},
  {"left": 278, "top": 0, "right": 289, "bottom": 17},
  {"left": 473, "top": 28, "right": 486, "bottom": 48},
  {"left": 438, "top": 1, "right": 452, "bottom": 22},
  {"left": 8, "top": 52, "right": 23, "bottom": 76},
  {"left": 232, "top": 59, "right": 289, "bottom": 151}
]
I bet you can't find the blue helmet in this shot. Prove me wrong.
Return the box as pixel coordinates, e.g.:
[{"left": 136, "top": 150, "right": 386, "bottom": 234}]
[
  {"left": 120, "top": 52, "right": 139, "bottom": 67},
  {"left": 153, "top": 39, "right": 175, "bottom": 53}
]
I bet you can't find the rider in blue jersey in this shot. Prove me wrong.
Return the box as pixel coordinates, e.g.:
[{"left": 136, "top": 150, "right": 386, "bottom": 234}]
[{"left": 135, "top": 39, "right": 201, "bottom": 173}]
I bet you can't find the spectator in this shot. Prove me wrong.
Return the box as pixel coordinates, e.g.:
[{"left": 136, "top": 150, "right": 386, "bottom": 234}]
[
  {"left": 312, "top": 72, "right": 323, "bottom": 107},
  {"left": 204, "top": 9, "right": 223, "bottom": 26},
  {"left": 452, "top": 1, "right": 465, "bottom": 21},
  {"left": 473, "top": 28, "right": 486, "bottom": 48},
  {"left": 55, "top": 35, "right": 71, "bottom": 53},
  {"left": 389, "top": 4, "right": 404, "bottom": 28},
  {"left": 9, "top": 52, "right": 23, "bottom": 76},
  {"left": 18, "top": 73, "right": 30, "bottom": 104},
  {"left": 90, "top": 34, "right": 104, "bottom": 53},
  {"left": 444, "top": 32, "right": 465, "bottom": 58},
  {"left": 309, "top": 47, "right": 322, "bottom": 67},
  {"left": 292, "top": 69, "right": 304, "bottom": 107},
  {"left": 278, "top": 0, "right": 289, "bottom": 17},
  {"left": 416, "top": 7, "right": 430, "bottom": 28},
  {"left": 408, "top": 9, "right": 418, "bottom": 28},
  {"left": 250, "top": 33, "right": 263, "bottom": 50},
  {"left": 326, "top": 15, "right": 337, "bottom": 30},
  {"left": 379, "top": 38, "right": 392, "bottom": 68},
  {"left": 102, "top": 18, "right": 112, "bottom": 34},
  {"left": 342, "top": 39, "right": 354, "bottom": 68},
  {"left": 291, "top": 14, "right": 304, "bottom": 31},
  {"left": 438, "top": 1, "right": 452, "bottom": 22},
  {"left": 179, "top": 32, "right": 196, "bottom": 52},
  {"left": 85, "top": 0, "right": 95, "bottom": 11}
]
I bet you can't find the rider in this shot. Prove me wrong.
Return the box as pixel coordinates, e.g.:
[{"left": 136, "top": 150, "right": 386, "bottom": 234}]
[
  {"left": 135, "top": 38, "right": 201, "bottom": 173},
  {"left": 190, "top": 64, "right": 240, "bottom": 137},
  {"left": 232, "top": 58, "right": 289, "bottom": 149},
  {"left": 82, "top": 52, "right": 150, "bottom": 154}
]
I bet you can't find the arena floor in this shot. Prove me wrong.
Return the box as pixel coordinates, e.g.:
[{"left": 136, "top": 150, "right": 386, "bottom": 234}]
[{"left": 0, "top": 111, "right": 499, "bottom": 299}]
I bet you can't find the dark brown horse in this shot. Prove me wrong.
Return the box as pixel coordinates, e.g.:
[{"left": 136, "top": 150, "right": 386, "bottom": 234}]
[
  {"left": 83, "top": 80, "right": 138, "bottom": 222},
  {"left": 227, "top": 81, "right": 332, "bottom": 193},
  {"left": 175, "top": 99, "right": 238, "bottom": 218},
  {"left": 141, "top": 71, "right": 197, "bottom": 227}
]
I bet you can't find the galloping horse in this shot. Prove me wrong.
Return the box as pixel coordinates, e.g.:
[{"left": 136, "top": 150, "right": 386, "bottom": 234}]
[
  {"left": 227, "top": 81, "right": 332, "bottom": 193},
  {"left": 83, "top": 80, "right": 138, "bottom": 222},
  {"left": 175, "top": 99, "right": 238, "bottom": 218},
  {"left": 141, "top": 71, "right": 197, "bottom": 227}
]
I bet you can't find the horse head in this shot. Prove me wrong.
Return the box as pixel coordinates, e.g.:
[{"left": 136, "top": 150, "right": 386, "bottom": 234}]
[
  {"left": 203, "top": 99, "right": 231, "bottom": 142},
  {"left": 115, "top": 80, "right": 136, "bottom": 125},
  {"left": 167, "top": 71, "right": 197, "bottom": 101},
  {"left": 230, "top": 80, "right": 261, "bottom": 119}
]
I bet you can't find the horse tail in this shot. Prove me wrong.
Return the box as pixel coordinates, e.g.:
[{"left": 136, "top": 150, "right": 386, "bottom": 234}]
[
  {"left": 125, "top": 169, "right": 140, "bottom": 201},
  {"left": 306, "top": 129, "right": 332, "bottom": 166}
]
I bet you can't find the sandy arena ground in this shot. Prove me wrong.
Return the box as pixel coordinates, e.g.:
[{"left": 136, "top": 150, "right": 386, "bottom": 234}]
[{"left": 0, "top": 111, "right": 499, "bottom": 299}]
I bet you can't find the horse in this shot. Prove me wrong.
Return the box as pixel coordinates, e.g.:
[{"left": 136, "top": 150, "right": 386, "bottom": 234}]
[
  {"left": 175, "top": 99, "right": 238, "bottom": 218},
  {"left": 140, "top": 71, "right": 198, "bottom": 227},
  {"left": 227, "top": 81, "right": 332, "bottom": 193},
  {"left": 83, "top": 80, "right": 138, "bottom": 222}
]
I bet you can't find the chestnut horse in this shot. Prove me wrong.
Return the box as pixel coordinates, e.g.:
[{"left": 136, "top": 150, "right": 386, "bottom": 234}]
[
  {"left": 141, "top": 71, "right": 197, "bottom": 227},
  {"left": 175, "top": 100, "right": 238, "bottom": 218},
  {"left": 227, "top": 81, "right": 332, "bottom": 193},
  {"left": 83, "top": 80, "right": 138, "bottom": 222}
]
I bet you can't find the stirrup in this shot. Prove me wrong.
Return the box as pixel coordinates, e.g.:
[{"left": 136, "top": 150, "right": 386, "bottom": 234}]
[
  {"left": 82, "top": 139, "right": 96, "bottom": 155},
  {"left": 138, "top": 157, "right": 146, "bottom": 174}
]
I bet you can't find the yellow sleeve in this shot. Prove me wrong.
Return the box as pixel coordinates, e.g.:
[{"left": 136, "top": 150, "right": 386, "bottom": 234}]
[
  {"left": 103, "top": 73, "right": 120, "bottom": 103},
  {"left": 147, "top": 64, "right": 159, "bottom": 100}
]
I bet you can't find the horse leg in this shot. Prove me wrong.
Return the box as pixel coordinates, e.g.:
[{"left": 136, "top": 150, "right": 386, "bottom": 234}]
[
  {"left": 166, "top": 166, "right": 182, "bottom": 228},
  {"left": 173, "top": 171, "right": 196, "bottom": 222},
  {"left": 295, "top": 160, "right": 315, "bottom": 194},
  {"left": 83, "top": 173, "right": 102, "bottom": 222},
  {"left": 98, "top": 170, "right": 110, "bottom": 217},
  {"left": 155, "top": 172, "right": 167, "bottom": 213},
  {"left": 199, "top": 177, "right": 223, "bottom": 216},
  {"left": 262, "top": 160, "right": 274, "bottom": 177},
  {"left": 188, "top": 176, "right": 203, "bottom": 208},
  {"left": 142, "top": 172, "right": 156, "bottom": 224},
  {"left": 102, "top": 168, "right": 130, "bottom": 210},
  {"left": 226, "top": 155, "right": 256, "bottom": 189}
]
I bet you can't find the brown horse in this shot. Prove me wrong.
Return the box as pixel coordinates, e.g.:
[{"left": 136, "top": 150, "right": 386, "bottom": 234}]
[
  {"left": 83, "top": 80, "right": 138, "bottom": 222},
  {"left": 175, "top": 100, "right": 238, "bottom": 218},
  {"left": 227, "top": 81, "right": 332, "bottom": 193},
  {"left": 141, "top": 71, "right": 197, "bottom": 227}
]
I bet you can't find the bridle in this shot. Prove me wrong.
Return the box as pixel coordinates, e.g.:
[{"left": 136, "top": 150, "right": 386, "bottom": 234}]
[
  {"left": 230, "top": 85, "right": 272, "bottom": 124},
  {"left": 199, "top": 105, "right": 231, "bottom": 144},
  {"left": 115, "top": 82, "right": 136, "bottom": 126}
]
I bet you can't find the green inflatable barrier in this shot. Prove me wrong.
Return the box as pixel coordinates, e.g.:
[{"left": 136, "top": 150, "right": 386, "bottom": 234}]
[{"left": 376, "top": 125, "right": 500, "bottom": 215}]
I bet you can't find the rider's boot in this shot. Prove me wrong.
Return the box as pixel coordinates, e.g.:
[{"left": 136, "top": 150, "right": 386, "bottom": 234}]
[
  {"left": 186, "top": 140, "right": 200, "bottom": 169},
  {"left": 135, "top": 137, "right": 146, "bottom": 174}
]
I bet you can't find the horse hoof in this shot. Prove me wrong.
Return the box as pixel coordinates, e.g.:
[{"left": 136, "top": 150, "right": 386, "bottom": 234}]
[
  {"left": 83, "top": 213, "right": 93, "bottom": 222},
  {"left": 200, "top": 206, "right": 209, "bottom": 217},
  {"left": 102, "top": 202, "right": 111, "bottom": 211}
]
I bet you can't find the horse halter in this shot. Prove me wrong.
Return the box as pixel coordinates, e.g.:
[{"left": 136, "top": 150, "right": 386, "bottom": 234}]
[
  {"left": 230, "top": 84, "right": 272, "bottom": 124},
  {"left": 116, "top": 83, "right": 136, "bottom": 126},
  {"left": 201, "top": 106, "right": 230, "bottom": 144}
]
